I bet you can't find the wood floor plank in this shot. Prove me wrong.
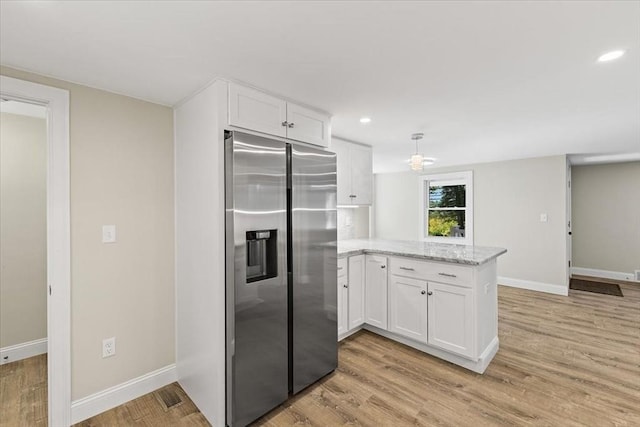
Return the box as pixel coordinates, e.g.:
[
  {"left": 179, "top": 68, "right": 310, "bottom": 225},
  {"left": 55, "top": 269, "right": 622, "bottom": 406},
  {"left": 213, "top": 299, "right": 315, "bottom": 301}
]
[{"left": 2, "top": 278, "right": 638, "bottom": 426}]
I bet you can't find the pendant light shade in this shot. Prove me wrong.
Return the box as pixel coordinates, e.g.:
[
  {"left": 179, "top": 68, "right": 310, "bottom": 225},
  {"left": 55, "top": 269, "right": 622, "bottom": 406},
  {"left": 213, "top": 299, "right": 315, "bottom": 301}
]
[
  {"left": 410, "top": 133, "right": 425, "bottom": 171},
  {"left": 410, "top": 153, "right": 424, "bottom": 171}
]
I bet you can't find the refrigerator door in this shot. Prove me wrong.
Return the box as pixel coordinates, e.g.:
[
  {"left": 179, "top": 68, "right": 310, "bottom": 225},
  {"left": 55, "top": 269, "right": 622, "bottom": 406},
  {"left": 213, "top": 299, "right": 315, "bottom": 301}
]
[
  {"left": 290, "top": 144, "right": 338, "bottom": 394},
  {"left": 225, "top": 132, "right": 288, "bottom": 427}
]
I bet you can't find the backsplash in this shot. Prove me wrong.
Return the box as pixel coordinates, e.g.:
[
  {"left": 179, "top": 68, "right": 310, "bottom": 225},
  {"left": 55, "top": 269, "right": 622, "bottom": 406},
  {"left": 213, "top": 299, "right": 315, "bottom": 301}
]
[{"left": 337, "top": 207, "right": 370, "bottom": 240}]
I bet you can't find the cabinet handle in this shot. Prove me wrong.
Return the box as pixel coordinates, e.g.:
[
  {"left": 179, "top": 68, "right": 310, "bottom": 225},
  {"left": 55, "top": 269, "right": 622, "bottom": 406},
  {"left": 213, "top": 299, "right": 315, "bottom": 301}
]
[
  {"left": 343, "top": 284, "right": 348, "bottom": 288},
  {"left": 288, "top": 122, "right": 295, "bottom": 128},
  {"left": 281, "top": 121, "right": 289, "bottom": 127},
  {"left": 381, "top": 265, "right": 386, "bottom": 269},
  {"left": 399, "top": 267, "right": 415, "bottom": 271},
  {"left": 421, "top": 290, "right": 426, "bottom": 295},
  {"left": 427, "top": 291, "right": 433, "bottom": 296},
  {"left": 438, "top": 272, "right": 457, "bottom": 278},
  {"left": 349, "top": 194, "right": 357, "bottom": 198},
  {"left": 337, "top": 267, "right": 343, "bottom": 270}
]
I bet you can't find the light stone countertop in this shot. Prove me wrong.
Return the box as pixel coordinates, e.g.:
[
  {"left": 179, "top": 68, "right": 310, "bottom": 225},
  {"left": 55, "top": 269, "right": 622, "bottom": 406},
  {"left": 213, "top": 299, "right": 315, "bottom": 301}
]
[{"left": 337, "top": 238, "right": 507, "bottom": 266}]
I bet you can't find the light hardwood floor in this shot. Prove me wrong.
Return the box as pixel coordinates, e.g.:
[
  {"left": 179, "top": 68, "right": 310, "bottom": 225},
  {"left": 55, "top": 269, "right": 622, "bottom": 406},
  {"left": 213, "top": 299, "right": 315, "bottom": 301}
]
[
  {"left": 2, "top": 280, "right": 638, "bottom": 426},
  {"left": 0, "top": 353, "right": 47, "bottom": 427}
]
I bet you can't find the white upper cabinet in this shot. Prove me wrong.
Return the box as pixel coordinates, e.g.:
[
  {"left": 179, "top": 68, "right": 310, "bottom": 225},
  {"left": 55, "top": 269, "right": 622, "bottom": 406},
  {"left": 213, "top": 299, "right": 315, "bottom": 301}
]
[
  {"left": 228, "top": 83, "right": 330, "bottom": 147},
  {"left": 332, "top": 139, "right": 352, "bottom": 205},
  {"left": 229, "top": 84, "right": 287, "bottom": 137},
  {"left": 286, "top": 103, "right": 330, "bottom": 147},
  {"left": 333, "top": 138, "right": 373, "bottom": 205}
]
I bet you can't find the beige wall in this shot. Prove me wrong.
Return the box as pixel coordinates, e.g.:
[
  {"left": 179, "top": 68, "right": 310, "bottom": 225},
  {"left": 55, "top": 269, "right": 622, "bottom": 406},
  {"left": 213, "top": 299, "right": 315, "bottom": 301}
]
[
  {"left": 0, "top": 112, "right": 47, "bottom": 348},
  {"left": 374, "top": 155, "right": 568, "bottom": 287},
  {"left": 1, "top": 67, "right": 175, "bottom": 400},
  {"left": 572, "top": 162, "right": 640, "bottom": 274}
]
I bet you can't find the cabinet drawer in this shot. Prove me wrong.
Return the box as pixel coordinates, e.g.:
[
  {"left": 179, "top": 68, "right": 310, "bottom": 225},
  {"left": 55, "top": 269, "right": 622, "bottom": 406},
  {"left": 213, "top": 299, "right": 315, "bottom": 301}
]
[
  {"left": 389, "top": 257, "right": 473, "bottom": 288},
  {"left": 337, "top": 258, "right": 348, "bottom": 278}
]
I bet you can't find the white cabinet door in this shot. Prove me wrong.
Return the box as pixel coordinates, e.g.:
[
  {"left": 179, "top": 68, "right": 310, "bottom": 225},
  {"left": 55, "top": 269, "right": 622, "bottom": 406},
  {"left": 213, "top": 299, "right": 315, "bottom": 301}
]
[
  {"left": 286, "top": 103, "right": 330, "bottom": 147},
  {"left": 332, "top": 139, "right": 372, "bottom": 206},
  {"left": 228, "top": 83, "right": 287, "bottom": 137},
  {"left": 389, "top": 275, "right": 428, "bottom": 343},
  {"left": 427, "top": 281, "right": 474, "bottom": 358},
  {"left": 332, "top": 139, "right": 352, "bottom": 205},
  {"left": 337, "top": 276, "right": 349, "bottom": 336},
  {"left": 365, "top": 255, "right": 388, "bottom": 330},
  {"left": 347, "top": 255, "right": 365, "bottom": 330},
  {"left": 350, "top": 144, "right": 373, "bottom": 205}
]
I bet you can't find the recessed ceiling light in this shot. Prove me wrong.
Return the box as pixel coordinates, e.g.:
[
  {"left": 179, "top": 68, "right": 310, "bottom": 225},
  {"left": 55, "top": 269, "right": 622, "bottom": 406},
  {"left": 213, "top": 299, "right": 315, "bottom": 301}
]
[
  {"left": 359, "top": 117, "right": 371, "bottom": 124},
  {"left": 597, "top": 50, "right": 625, "bottom": 62}
]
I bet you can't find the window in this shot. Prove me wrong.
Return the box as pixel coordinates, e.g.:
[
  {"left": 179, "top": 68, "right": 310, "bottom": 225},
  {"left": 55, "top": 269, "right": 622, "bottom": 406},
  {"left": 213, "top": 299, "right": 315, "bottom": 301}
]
[{"left": 419, "top": 171, "right": 473, "bottom": 245}]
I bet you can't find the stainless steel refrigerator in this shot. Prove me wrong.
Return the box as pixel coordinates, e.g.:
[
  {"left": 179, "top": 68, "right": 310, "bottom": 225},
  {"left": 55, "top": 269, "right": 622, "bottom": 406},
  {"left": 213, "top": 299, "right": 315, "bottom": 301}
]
[{"left": 224, "top": 131, "right": 338, "bottom": 427}]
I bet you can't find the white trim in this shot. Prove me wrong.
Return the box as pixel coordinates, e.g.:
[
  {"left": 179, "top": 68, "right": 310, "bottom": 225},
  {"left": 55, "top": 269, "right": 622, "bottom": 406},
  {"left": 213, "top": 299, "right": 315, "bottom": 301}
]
[
  {"left": 1, "top": 75, "right": 71, "bottom": 427},
  {"left": 1, "top": 338, "right": 47, "bottom": 364},
  {"left": 338, "top": 325, "right": 364, "bottom": 342},
  {"left": 571, "top": 267, "right": 639, "bottom": 283},
  {"left": 363, "top": 324, "right": 498, "bottom": 374},
  {"left": 71, "top": 364, "right": 177, "bottom": 424},
  {"left": 418, "top": 170, "right": 473, "bottom": 245},
  {"left": 498, "top": 276, "right": 568, "bottom": 296}
]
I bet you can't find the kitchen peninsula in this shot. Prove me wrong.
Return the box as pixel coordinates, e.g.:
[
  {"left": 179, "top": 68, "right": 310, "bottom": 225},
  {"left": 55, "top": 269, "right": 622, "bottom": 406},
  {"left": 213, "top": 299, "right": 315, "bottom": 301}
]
[{"left": 336, "top": 238, "right": 507, "bottom": 373}]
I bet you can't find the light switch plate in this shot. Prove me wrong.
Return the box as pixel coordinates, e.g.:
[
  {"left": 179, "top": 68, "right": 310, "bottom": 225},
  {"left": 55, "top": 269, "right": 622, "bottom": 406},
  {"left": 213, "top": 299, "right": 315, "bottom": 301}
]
[
  {"left": 539, "top": 213, "right": 548, "bottom": 223},
  {"left": 102, "top": 225, "right": 116, "bottom": 243}
]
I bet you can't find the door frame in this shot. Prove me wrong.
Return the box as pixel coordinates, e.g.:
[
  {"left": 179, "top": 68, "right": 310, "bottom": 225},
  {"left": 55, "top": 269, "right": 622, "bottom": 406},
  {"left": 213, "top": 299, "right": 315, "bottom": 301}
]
[
  {"left": 1, "top": 75, "right": 71, "bottom": 426},
  {"left": 566, "top": 158, "right": 572, "bottom": 287}
]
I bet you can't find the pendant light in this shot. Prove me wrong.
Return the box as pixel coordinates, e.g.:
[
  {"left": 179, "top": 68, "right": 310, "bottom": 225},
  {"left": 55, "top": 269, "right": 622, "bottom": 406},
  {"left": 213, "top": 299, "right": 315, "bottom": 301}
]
[{"left": 410, "top": 133, "right": 425, "bottom": 171}]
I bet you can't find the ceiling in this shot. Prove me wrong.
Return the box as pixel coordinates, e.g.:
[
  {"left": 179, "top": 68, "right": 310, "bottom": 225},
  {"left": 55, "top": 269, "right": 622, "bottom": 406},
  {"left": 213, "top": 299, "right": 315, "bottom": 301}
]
[{"left": 1, "top": 1, "right": 638, "bottom": 173}]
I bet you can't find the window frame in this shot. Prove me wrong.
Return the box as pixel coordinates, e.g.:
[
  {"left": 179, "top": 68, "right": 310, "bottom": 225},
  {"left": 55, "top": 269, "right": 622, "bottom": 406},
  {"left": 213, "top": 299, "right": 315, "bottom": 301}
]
[{"left": 418, "top": 171, "right": 474, "bottom": 245}]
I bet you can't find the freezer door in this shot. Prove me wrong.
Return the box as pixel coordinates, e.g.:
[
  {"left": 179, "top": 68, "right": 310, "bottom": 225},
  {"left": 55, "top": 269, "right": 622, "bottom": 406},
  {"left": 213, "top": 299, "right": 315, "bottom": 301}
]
[
  {"left": 225, "top": 131, "right": 288, "bottom": 427},
  {"left": 290, "top": 144, "right": 338, "bottom": 394}
]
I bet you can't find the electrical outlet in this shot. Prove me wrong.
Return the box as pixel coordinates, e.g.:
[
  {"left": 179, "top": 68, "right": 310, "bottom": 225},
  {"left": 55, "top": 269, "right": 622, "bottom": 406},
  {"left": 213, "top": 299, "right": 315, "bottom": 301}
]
[
  {"left": 102, "top": 225, "right": 116, "bottom": 243},
  {"left": 102, "top": 337, "right": 116, "bottom": 358},
  {"left": 539, "top": 213, "right": 548, "bottom": 222}
]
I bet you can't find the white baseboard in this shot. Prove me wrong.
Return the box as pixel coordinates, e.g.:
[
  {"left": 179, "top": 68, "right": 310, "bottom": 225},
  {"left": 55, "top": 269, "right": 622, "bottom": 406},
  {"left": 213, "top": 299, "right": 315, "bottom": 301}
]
[
  {"left": 71, "top": 364, "right": 177, "bottom": 424},
  {"left": 498, "top": 276, "right": 568, "bottom": 296},
  {"left": 571, "top": 267, "right": 638, "bottom": 283},
  {"left": 0, "top": 338, "right": 47, "bottom": 364}
]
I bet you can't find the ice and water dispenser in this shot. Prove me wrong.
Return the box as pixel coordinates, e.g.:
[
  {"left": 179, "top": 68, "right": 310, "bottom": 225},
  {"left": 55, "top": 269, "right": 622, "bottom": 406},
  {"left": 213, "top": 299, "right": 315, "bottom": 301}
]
[{"left": 246, "top": 230, "right": 278, "bottom": 283}]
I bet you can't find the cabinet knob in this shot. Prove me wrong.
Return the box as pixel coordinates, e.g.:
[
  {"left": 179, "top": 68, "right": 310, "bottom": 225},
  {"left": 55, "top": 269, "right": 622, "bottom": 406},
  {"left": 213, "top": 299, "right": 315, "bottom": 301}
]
[
  {"left": 288, "top": 122, "right": 295, "bottom": 128},
  {"left": 421, "top": 290, "right": 426, "bottom": 295},
  {"left": 381, "top": 265, "right": 386, "bottom": 269},
  {"left": 343, "top": 284, "right": 348, "bottom": 288},
  {"left": 427, "top": 291, "right": 433, "bottom": 296},
  {"left": 281, "top": 121, "right": 289, "bottom": 127}
]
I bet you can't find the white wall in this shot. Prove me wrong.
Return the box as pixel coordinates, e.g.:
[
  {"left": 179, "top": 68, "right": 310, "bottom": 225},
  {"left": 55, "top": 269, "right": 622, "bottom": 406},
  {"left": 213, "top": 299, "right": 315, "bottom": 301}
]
[
  {"left": 0, "top": 112, "right": 47, "bottom": 349},
  {"left": 375, "top": 155, "right": 568, "bottom": 292},
  {"left": 572, "top": 161, "right": 640, "bottom": 275},
  {"left": 337, "top": 207, "right": 370, "bottom": 240},
  {"left": 1, "top": 66, "right": 175, "bottom": 400}
]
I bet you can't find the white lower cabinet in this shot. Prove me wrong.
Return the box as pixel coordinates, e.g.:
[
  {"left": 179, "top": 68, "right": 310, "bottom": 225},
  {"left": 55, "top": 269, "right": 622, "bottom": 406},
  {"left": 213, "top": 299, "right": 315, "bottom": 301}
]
[
  {"left": 337, "top": 262, "right": 349, "bottom": 336},
  {"left": 365, "top": 255, "right": 388, "bottom": 329},
  {"left": 427, "top": 281, "right": 474, "bottom": 358},
  {"left": 347, "top": 255, "right": 365, "bottom": 330},
  {"left": 389, "top": 275, "right": 428, "bottom": 343},
  {"left": 337, "top": 252, "right": 497, "bottom": 373}
]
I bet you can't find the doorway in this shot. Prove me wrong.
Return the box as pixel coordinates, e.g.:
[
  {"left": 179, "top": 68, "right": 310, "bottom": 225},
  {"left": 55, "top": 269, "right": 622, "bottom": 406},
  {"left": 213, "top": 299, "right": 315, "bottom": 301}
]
[{"left": 0, "top": 76, "right": 70, "bottom": 426}]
